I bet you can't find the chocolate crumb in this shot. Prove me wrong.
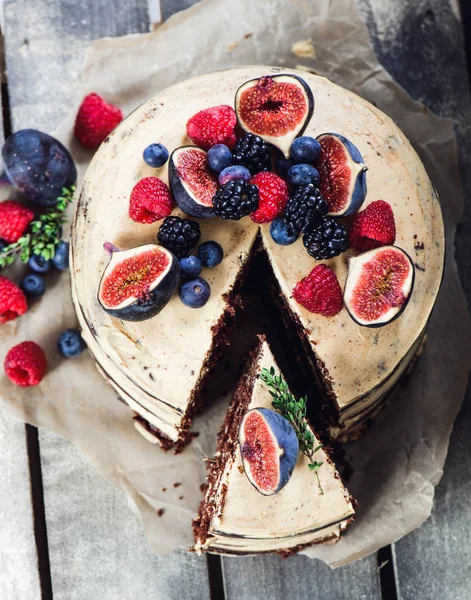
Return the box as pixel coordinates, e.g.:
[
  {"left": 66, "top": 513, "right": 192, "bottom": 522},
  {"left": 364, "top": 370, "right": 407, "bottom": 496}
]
[
  {"left": 149, "top": 373, "right": 155, "bottom": 381},
  {"left": 174, "top": 482, "right": 182, "bottom": 488},
  {"left": 157, "top": 508, "right": 165, "bottom": 517},
  {"left": 162, "top": 487, "right": 167, "bottom": 492},
  {"left": 179, "top": 496, "right": 184, "bottom": 500}
]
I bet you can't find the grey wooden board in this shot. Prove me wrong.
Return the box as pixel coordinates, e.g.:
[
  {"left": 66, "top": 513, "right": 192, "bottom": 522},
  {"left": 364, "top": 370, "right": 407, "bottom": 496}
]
[
  {"left": 0, "top": 417, "right": 41, "bottom": 599},
  {"left": 3, "top": 1, "right": 210, "bottom": 599},
  {"left": 222, "top": 554, "right": 381, "bottom": 600}
]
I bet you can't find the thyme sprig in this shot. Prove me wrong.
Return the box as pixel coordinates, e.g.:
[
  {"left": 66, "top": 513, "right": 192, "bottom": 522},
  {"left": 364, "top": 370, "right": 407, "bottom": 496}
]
[
  {"left": 260, "top": 366, "right": 324, "bottom": 494},
  {"left": 0, "top": 186, "right": 75, "bottom": 269}
]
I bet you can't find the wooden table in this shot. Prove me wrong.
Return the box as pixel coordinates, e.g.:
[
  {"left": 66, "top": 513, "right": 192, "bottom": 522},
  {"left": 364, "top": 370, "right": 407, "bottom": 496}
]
[{"left": 1, "top": 1, "right": 470, "bottom": 598}]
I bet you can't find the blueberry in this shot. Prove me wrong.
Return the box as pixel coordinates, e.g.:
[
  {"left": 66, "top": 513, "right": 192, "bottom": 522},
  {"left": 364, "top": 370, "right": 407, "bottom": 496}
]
[
  {"left": 143, "top": 143, "right": 169, "bottom": 168},
  {"left": 218, "top": 165, "right": 251, "bottom": 186},
  {"left": 28, "top": 254, "right": 52, "bottom": 274},
  {"left": 207, "top": 144, "right": 232, "bottom": 173},
  {"left": 179, "top": 277, "right": 211, "bottom": 308},
  {"left": 2, "top": 129, "right": 77, "bottom": 207},
  {"left": 58, "top": 329, "right": 86, "bottom": 358},
  {"left": 198, "top": 240, "right": 224, "bottom": 268},
  {"left": 179, "top": 255, "right": 202, "bottom": 278},
  {"left": 275, "top": 153, "right": 294, "bottom": 179},
  {"left": 270, "top": 217, "right": 299, "bottom": 246},
  {"left": 52, "top": 241, "right": 69, "bottom": 270},
  {"left": 20, "top": 273, "right": 46, "bottom": 298},
  {"left": 289, "top": 136, "right": 321, "bottom": 164},
  {"left": 287, "top": 163, "right": 320, "bottom": 187}
]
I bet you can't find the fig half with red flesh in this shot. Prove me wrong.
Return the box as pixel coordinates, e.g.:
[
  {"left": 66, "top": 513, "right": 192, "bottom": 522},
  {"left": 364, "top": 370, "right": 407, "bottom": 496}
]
[
  {"left": 316, "top": 133, "right": 367, "bottom": 217},
  {"left": 235, "top": 75, "right": 314, "bottom": 158},
  {"left": 344, "top": 246, "right": 415, "bottom": 327},
  {"left": 239, "top": 407, "right": 299, "bottom": 496},
  {"left": 98, "top": 243, "right": 180, "bottom": 322},
  {"left": 169, "top": 146, "right": 218, "bottom": 218}
]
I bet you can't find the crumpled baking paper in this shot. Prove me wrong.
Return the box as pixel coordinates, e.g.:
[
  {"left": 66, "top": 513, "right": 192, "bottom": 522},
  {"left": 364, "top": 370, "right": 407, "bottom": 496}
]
[{"left": 1, "top": 0, "right": 469, "bottom": 567}]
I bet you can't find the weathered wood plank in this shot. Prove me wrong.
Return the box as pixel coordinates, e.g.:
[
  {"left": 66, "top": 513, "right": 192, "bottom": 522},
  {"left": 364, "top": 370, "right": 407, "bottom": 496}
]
[
  {"left": 222, "top": 554, "right": 381, "bottom": 600},
  {"left": 3, "top": 1, "right": 210, "bottom": 598},
  {"left": 358, "top": 1, "right": 471, "bottom": 598}
]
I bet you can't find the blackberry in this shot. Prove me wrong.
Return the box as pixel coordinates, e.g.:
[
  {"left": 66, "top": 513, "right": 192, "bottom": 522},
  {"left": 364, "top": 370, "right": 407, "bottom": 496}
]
[
  {"left": 157, "top": 216, "right": 200, "bottom": 258},
  {"left": 213, "top": 179, "right": 259, "bottom": 220},
  {"left": 303, "top": 216, "right": 349, "bottom": 260},
  {"left": 232, "top": 133, "right": 271, "bottom": 175},
  {"left": 284, "top": 184, "right": 328, "bottom": 235}
]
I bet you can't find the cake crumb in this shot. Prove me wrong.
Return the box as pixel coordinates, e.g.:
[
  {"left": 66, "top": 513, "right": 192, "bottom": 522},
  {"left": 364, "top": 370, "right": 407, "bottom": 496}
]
[
  {"left": 174, "top": 482, "right": 182, "bottom": 488},
  {"left": 162, "top": 487, "right": 167, "bottom": 492},
  {"left": 238, "top": 465, "right": 244, "bottom": 474},
  {"left": 292, "top": 39, "right": 316, "bottom": 59},
  {"left": 157, "top": 508, "right": 165, "bottom": 517},
  {"left": 179, "top": 496, "right": 184, "bottom": 500}
]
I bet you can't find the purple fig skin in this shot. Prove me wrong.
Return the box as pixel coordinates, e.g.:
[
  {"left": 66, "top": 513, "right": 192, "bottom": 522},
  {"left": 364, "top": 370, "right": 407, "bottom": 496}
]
[
  {"left": 98, "top": 245, "right": 180, "bottom": 322},
  {"left": 169, "top": 146, "right": 216, "bottom": 218},
  {"left": 235, "top": 74, "right": 315, "bottom": 158},
  {"left": 103, "top": 242, "right": 120, "bottom": 256},
  {"left": 344, "top": 246, "right": 415, "bottom": 328},
  {"left": 240, "top": 407, "right": 299, "bottom": 496}
]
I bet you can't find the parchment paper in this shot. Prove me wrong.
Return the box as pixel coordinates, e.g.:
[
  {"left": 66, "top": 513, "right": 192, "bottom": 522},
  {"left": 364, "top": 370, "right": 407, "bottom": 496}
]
[{"left": 1, "top": 0, "right": 470, "bottom": 567}]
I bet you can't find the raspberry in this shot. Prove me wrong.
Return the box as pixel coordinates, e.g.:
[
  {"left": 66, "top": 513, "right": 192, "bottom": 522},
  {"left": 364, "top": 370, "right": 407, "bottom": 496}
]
[
  {"left": 74, "top": 93, "right": 123, "bottom": 149},
  {"left": 0, "top": 276, "right": 27, "bottom": 324},
  {"left": 4, "top": 341, "right": 48, "bottom": 387},
  {"left": 293, "top": 265, "right": 343, "bottom": 317},
  {"left": 349, "top": 200, "right": 396, "bottom": 251},
  {"left": 129, "top": 177, "right": 174, "bottom": 224},
  {"left": 0, "top": 200, "right": 34, "bottom": 243},
  {"left": 186, "top": 105, "right": 237, "bottom": 150},
  {"left": 250, "top": 172, "right": 289, "bottom": 224}
]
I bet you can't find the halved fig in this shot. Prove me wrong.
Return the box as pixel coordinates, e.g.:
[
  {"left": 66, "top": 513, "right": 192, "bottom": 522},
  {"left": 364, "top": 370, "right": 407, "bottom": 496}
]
[
  {"left": 344, "top": 246, "right": 415, "bottom": 327},
  {"left": 239, "top": 407, "right": 299, "bottom": 496},
  {"left": 316, "top": 133, "right": 367, "bottom": 217},
  {"left": 168, "top": 146, "right": 218, "bottom": 218},
  {"left": 98, "top": 243, "right": 180, "bottom": 322},
  {"left": 235, "top": 75, "right": 314, "bottom": 158}
]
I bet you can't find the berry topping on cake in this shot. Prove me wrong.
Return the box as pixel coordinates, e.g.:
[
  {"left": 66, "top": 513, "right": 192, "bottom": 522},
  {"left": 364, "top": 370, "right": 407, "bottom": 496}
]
[
  {"left": 293, "top": 265, "right": 343, "bottom": 317},
  {"left": 129, "top": 177, "right": 173, "bottom": 224},
  {"left": 0, "top": 200, "right": 34, "bottom": 243},
  {"left": 179, "top": 255, "right": 203, "bottom": 279},
  {"left": 283, "top": 184, "right": 328, "bottom": 235},
  {"left": 98, "top": 243, "right": 180, "bottom": 321},
  {"left": 28, "top": 254, "right": 52, "bottom": 274},
  {"left": 157, "top": 216, "right": 201, "bottom": 258},
  {"left": 287, "top": 163, "right": 320, "bottom": 188},
  {"left": 231, "top": 133, "right": 271, "bottom": 175},
  {"left": 207, "top": 144, "right": 232, "bottom": 173},
  {"left": 20, "top": 274, "right": 46, "bottom": 299},
  {"left": 0, "top": 276, "right": 27, "bottom": 323},
  {"left": 349, "top": 200, "right": 396, "bottom": 251},
  {"left": 179, "top": 276, "right": 211, "bottom": 308},
  {"left": 2, "top": 130, "right": 77, "bottom": 207},
  {"left": 143, "top": 143, "right": 169, "bottom": 168},
  {"left": 218, "top": 165, "right": 251, "bottom": 186},
  {"left": 58, "top": 329, "right": 86, "bottom": 358},
  {"left": 235, "top": 74, "right": 314, "bottom": 157},
  {"left": 4, "top": 341, "right": 48, "bottom": 387},
  {"left": 213, "top": 180, "right": 259, "bottom": 220},
  {"left": 250, "top": 172, "right": 289, "bottom": 224},
  {"left": 303, "top": 216, "right": 349, "bottom": 260},
  {"left": 289, "top": 136, "right": 321, "bottom": 164},
  {"left": 169, "top": 147, "right": 218, "bottom": 219},
  {"left": 198, "top": 241, "right": 224, "bottom": 268},
  {"left": 52, "top": 241, "right": 70, "bottom": 271},
  {"left": 344, "top": 246, "right": 414, "bottom": 327},
  {"left": 316, "top": 133, "right": 367, "bottom": 217},
  {"left": 239, "top": 407, "right": 299, "bottom": 496},
  {"left": 74, "top": 93, "right": 123, "bottom": 149},
  {"left": 186, "top": 105, "right": 237, "bottom": 150},
  {"left": 270, "top": 217, "right": 299, "bottom": 246}
]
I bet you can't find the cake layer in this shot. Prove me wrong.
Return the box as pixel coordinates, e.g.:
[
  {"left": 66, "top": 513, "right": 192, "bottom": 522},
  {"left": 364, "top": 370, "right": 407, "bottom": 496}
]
[{"left": 193, "top": 336, "right": 355, "bottom": 555}]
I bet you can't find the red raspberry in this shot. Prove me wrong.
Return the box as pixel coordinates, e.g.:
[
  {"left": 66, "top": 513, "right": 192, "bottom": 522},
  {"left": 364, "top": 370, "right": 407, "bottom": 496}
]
[
  {"left": 0, "top": 276, "right": 27, "bottom": 324},
  {"left": 74, "top": 93, "right": 123, "bottom": 149},
  {"left": 293, "top": 265, "right": 343, "bottom": 317},
  {"left": 349, "top": 200, "right": 396, "bottom": 251},
  {"left": 250, "top": 172, "right": 289, "bottom": 224},
  {"left": 0, "top": 200, "right": 34, "bottom": 243},
  {"left": 129, "top": 177, "right": 174, "bottom": 224},
  {"left": 4, "top": 341, "right": 48, "bottom": 387},
  {"left": 186, "top": 105, "right": 237, "bottom": 150}
]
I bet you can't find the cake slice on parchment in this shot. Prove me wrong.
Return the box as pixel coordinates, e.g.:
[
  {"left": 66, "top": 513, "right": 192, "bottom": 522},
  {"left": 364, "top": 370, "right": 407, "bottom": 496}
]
[{"left": 193, "top": 335, "right": 355, "bottom": 556}]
